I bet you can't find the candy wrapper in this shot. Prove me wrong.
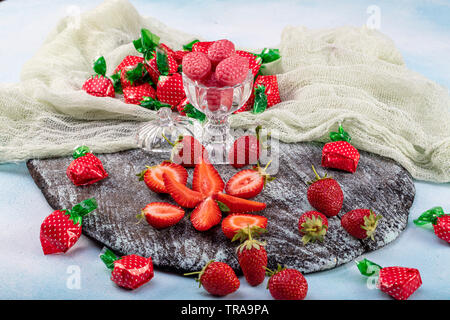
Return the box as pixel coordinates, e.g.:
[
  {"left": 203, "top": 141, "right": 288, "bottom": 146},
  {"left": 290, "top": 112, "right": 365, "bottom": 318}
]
[
  {"left": 100, "top": 248, "right": 154, "bottom": 290},
  {"left": 356, "top": 258, "right": 422, "bottom": 300},
  {"left": 321, "top": 125, "right": 360, "bottom": 173},
  {"left": 66, "top": 145, "right": 108, "bottom": 186},
  {"left": 414, "top": 206, "right": 450, "bottom": 243},
  {"left": 40, "top": 198, "right": 97, "bottom": 255}
]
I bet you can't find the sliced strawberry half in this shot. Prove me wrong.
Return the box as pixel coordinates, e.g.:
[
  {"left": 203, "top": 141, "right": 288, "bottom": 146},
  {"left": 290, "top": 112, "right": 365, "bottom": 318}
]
[
  {"left": 163, "top": 172, "right": 204, "bottom": 208},
  {"left": 139, "top": 202, "right": 185, "bottom": 229},
  {"left": 192, "top": 160, "right": 224, "bottom": 197},
  {"left": 213, "top": 192, "right": 266, "bottom": 213},
  {"left": 221, "top": 213, "right": 268, "bottom": 240},
  {"left": 190, "top": 197, "right": 222, "bottom": 231},
  {"left": 137, "top": 161, "right": 188, "bottom": 193}
]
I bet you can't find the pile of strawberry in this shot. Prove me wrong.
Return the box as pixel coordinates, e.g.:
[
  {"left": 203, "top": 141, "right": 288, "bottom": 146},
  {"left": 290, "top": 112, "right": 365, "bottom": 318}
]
[{"left": 81, "top": 28, "right": 282, "bottom": 118}]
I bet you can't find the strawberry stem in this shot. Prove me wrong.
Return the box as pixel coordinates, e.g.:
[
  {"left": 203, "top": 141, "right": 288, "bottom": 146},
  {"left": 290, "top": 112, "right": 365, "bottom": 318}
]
[
  {"left": 184, "top": 260, "right": 215, "bottom": 288},
  {"left": 100, "top": 248, "right": 118, "bottom": 271},
  {"left": 161, "top": 133, "right": 176, "bottom": 147},
  {"left": 307, "top": 165, "right": 329, "bottom": 184}
]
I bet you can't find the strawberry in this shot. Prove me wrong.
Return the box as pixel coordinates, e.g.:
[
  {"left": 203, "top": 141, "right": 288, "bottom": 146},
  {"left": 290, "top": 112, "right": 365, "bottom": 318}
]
[
  {"left": 265, "top": 265, "right": 308, "bottom": 300},
  {"left": 190, "top": 197, "right": 222, "bottom": 231},
  {"left": 298, "top": 211, "right": 328, "bottom": 245},
  {"left": 235, "top": 50, "right": 262, "bottom": 77},
  {"left": 163, "top": 172, "right": 204, "bottom": 208},
  {"left": 145, "top": 50, "right": 178, "bottom": 84},
  {"left": 213, "top": 192, "right": 266, "bottom": 213},
  {"left": 322, "top": 125, "right": 360, "bottom": 173},
  {"left": 233, "top": 225, "right": 268, "bottom": 286},
  {"left": 136, "top": 161, "right": 188, "bottom": 193},
  {"left": 100, "top": 248, "right": 154, "bottom": 290},
  {"left": 66, "top": 146, "right": 108, "bottom": 186},
  {"left": 228, "top": 126, "right": 261, "bottom": 168},
  {"left": 341, "top": 209, "right": 382, "bottom": 240},
  {"left": 166, "top": 135, "right": 207, "bottom": 167},
  {"left": 82, "top": 56, "right": 115, "bottom": 97},
  {"left": 156, "top": 73, "right": 186, "bottom": 107},
  {"left": 192, "top": 159, "right": 224, "bottom": 197},
  {"left": 237, "top": 75, "right": 280, "bottom": 114},
  {"left": 182, "top": 51, "right": 211, "bottom": 80},
  {"left": 215, "top": 54, "right": 250, "bottom": 86},
  {"left": 191, "top": 41, "right": 214, "bottom": 54},
  {"left": 356, "top": 259, "right": 422, "bottom": 300},
  {"left": 222, "top": 214, "right": 268, "bottom": 240},
  {"left": 306, "top": 165, "right": 343, "bottom": 217},
  {"left": 114, "top": 55, "right": 144, "bottom": 74},
  {"left": 184, "top": 260, "right": 240, "bottom": 296},
  {"left": 207, "top": 39, "right": 236, "bottom": 65},
  {"left": 414, "top": 206, "right": 450, "bottom": 243},
  {"left": 138, "top": 202, "right": 185, "bottom": 229},
  {"left": 123, "top": 82, "right": 156, "bottom": 104},
  {"left": 40, "top": 198, "right": 97, "bottom": 255},
  {"left": 225, "top": 161, "right": 274, "bottom": 199}
]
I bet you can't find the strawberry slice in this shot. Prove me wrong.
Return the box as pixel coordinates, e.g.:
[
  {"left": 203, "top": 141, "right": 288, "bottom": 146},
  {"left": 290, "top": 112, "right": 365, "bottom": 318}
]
[
  {"left": 190, "top": 197, "right": 222, "bottom": 231},
  {"left": 137, "top": 161, "right": 188, "bottom": 193},
  {"left": 213, "top": 192, "right": 266, "bottom": 213},
  {"left": 225, "top": 162, "right": 274, "bottom": 199},
  {"left": 192, "top": 160, "right": 224, "bottom": 197},
  {"left": 139, "top": 202, "right": 185, "bottom": 229},
  {"left": 221, "top": 213, "right": 268, "bottom": 240},
  {"left": 163, "top": 172, "right": 204, "bottom": 208}
]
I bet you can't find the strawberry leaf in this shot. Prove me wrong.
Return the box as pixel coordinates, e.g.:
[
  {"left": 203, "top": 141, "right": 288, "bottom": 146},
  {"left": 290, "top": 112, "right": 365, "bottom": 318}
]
[
  {"left": 183, "top": 39, "right": 200, "bottom": 51},
  {"left": 93, "top": 56, "right": 107, "bottom": 76}
]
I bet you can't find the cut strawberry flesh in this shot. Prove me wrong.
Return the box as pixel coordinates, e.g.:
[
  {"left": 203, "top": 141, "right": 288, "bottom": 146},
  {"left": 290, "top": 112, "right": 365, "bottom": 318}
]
[
  {"left": 163, "top": 172, "right": 204, "bottom": 208},
  {"left": 213, "top": 192, "right": 266, "bottom": 213},
  {"left": 221, "top": 213, "right": 268, "bottom": 239},
  {"left": 192, "top": 160, "right": 224, "bottom": 197},
  {"left": 225, "top": 169, "right": 263, "bottom": 199},
  {"left": 190, "top": 197, "right": 222, "bottom": 231},
  {"left": 142, "top": 202, "right": 185, "bottom": 229},
  {"left": 144, "top": 162, "right": 187, "bottom": 193}
]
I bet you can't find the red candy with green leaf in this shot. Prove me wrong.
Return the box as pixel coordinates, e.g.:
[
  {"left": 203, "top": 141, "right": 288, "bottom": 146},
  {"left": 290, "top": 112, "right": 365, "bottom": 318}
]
[
  {"left": 123, "top": 82, "right": 156, "bottom": 104},
  {"left": 40, "top": 198, "right": 97, "bottom": 255},
  {"left": 414, "top": 206, "right": 450, "bottom": 243},
  {"left": 100, "top": 248, "right": 154, "bottom": 290},
  {"left": 322, "top": 125, "right": 360, "bottom": 173},
  {"left": 356, "top": 259, "right": 422, "bottom": 300},
  {"left": 66, "top": 146, "right": 108, "bottom": 186},
  {"left": 82, "top": 56, "right": 115, "bottom": 98},
  {"left": 237, "top": 75, "right": 280, "bottom": 114}
]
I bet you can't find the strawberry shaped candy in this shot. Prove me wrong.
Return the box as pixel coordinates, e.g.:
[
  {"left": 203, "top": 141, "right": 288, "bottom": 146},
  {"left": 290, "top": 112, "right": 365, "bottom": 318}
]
[
  {"left": 156, "top": 73, "right": 186, "bottom": 107},
  {"left": 356, "top": 259, "right": 422, "bottom": 300},
  {"left": 182, "top": 51, "right": 211, "bottom": 80},
  {"left": 173, "top": 50, "right": 189, "bottom": 64},
  {"left": 138, "top": 202, "right": 185, "bottom": 229},
  {"left": 66, "top": 146, "right": 108, "bottom": 186},
  {"left": 165, "top": 135, "right": 207, "bottom": 167},
  {"left": 222, "top": 214, "right": 268, "bottom": 240},
  {"left": 341, "top": 209, "right": 382, "bottom": 240},
  {"left": 265, "top": 265, "right": 308, "bottom": 300},
  {"left": 228, "top": 125, "right": 262, "bottom": 168},
  {"left": 123, "top": 82, "right": 156, "bottom": 104},
  {"left": 191, "top": 41, "right": 214, "bottom": 54},
  {"left": 184, "top": 260, "right": 240, "bottom": 296},
  {"left": 136, "top": 161, "right": 188, "bottom": 193},
  {"left": 114, "top": 55, "right": 145, "bottom": 74},
  {"left": 146, "top": 50, "right": 179, "bottom": 84},
  {"left": 306, "top": 165, "right": 343, "bottom": 217},
  {"left": 235, "top": 50, "right": 262, "bottom": 77},
  {"left": 233, "top": 225, "right": 268, "bottom": 286},
  {"left": 414, "top": 206, "right": 450, "bottom": 243},
  {"left": 158, "top": 43, "right": 175, "bottom": 56},
  {"left": 207, "top": 39, "right": 236, "bottom": 65},
  {"left": 120, "top": 62, "right": 148, "bottom": 88},
  {"left": 322, "top": 125, "right": 360, "bottom": 173},
  {"left": 100, "top": 248, "right": 154, "bottom": 290},
  {"left": 298, "top": 211, "right": 329, "bottom": 245},
  {"left": 82, "top": 56, "right": 115, "bottom": 98},
  {"left": 40, "top": 198, "right": 97, "bottom": 255},
  {"left": 215, "top": 54, "right": 250, "bottom": 86},
  {"left": 238, "top": 75, "right": 281, "bottom": 114}
]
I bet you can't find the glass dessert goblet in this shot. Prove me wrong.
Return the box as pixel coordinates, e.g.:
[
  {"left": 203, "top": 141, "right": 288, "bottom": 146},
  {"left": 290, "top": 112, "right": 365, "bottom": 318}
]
[{"left": 182, "top": 70, "right": 254, "bottom": 163}]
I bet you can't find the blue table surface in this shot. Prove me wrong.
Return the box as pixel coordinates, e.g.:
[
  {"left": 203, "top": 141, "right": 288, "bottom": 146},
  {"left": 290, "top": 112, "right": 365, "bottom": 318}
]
[{"left": 0, "top": 0, "right": 449, "bottom": 300}]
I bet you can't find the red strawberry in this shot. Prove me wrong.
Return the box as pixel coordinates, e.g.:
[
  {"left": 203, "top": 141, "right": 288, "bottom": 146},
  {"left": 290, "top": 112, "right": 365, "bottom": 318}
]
[
  {"left": 414, "top": 206, "right": 450, "bottom": 243},
  {"left": 233, "top": 225, "right": 268, "bottom": 286},
  {"left": 145, "top": 50, "right": 178, "bottom": 84},
  {"left": 237, "top": 75, "right": 280, "bottom": 113},
  {"left": 306, "top": 165, "right": 343, "bottom": 217},
  {"left": 235, "top": 50, "right": 262, "bottom": 77},
  {"left": 341, "top": 209, "right": 382, "bottom": 240},
  {"left": 182, "top": 51, "right": 211, "bottom": 80},
  {"left": 138, "top": 202, "right": 185, "bottom": 229},
  {"left": 114, "top": 55, "right": 144, "bottom": 74},
  {"left": 123, "top": 82, "right": 156, "bottom": 104},
  {"left": 207, "top": 39, "right": 236, "bottom": 65},
  {"left": 156, "top": 73, "right": 186, "bottom": 107},
  {"left": 215, "top": 54, "right": 250, "bottom": 86},
  {"left": 221, "top": 214, "right": 268, "bottom": 240},
  {"left": 168, "top": 135, "right": 208, "bottom": 167},
  {"left": 266, "top": 265, "right": 308, "bottom": 300},
  {"left": 192, "top": 41, "right": 214, "bottom": 54},
  {"left": 173, "top": 50, "right": 189, "bottom": 64},
  {"left": 322, "top": 125, "right": 360, "bottom": 173},
  {"left": 192, "top": 159, "right": 224, "bottom": 197},
  {"left": 228, "top": 126, "right": 261, "bottom": 168},
  {"left": 82, "top": 56, "right": 115, "bottom": 98},
  {"left": 163, "top": 172, "right": 204, "bottom": 208},
  {"left": 225, "top": 161, "right": 274, "bottom": 199},
  {"left": 184, "top": 260, "right": 240, "bottom": 296},
  {"left": 100, "top": 249, "right": 154, "bottom": 290},
  {"left": 136, "top": 161, "right": 188, "bottom": 193},
  {"left": 190, "top": 197, "right": 222, "bottom": 231},
  {"left": 356, "top": 259, "right": 422, "bottom": 300},
  {"left": 66, "top": 146, "right": 108, "bottom": 186},
  {"left": 213, "top": 192, "right": 266, "bottom": 213},
  {"left": 40, "top": 198, "right": 97, "bottom": 255},
  {"left": 298, "top": 211, "right": 328, "bottom": 244}
]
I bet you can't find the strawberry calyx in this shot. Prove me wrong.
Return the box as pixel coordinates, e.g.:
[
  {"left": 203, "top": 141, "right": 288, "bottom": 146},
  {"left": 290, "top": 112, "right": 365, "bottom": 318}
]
[
  {"left": 183, "top": 259, "right": 215, "bottom": 288},
  {"left": 216, "top": 200, "right": 230, "bottom": 213},
  {"left": 361, "top": 210, "right": 382, "bottom": 240},
  {"left": 329, "top": 125, "right": 351, "bottom": 143},
  {"left": 414, "top": 206, "right": 447, "bottom": 226},
  {"left": 299, "top": 215, "right": 328, "bottom": 245},
  {"left": 252, "top": 160, "right": 276, "bottom": 188},
  {"left": 64, "top": 198, "right": 98, "bottom": 226},
  {"left": 234, "top": 225, "right": 267, "bottom": 254},
  {"left": 307, "top": 165, "right": 330, "bottom": 184},
  {"left": 183, "top": 39, "right": 200, "bottom": 51},
  {"left": 356, "top": 258, "right": 382, "bottom": 277},
  {"left": 100, "top": 248, "right": 119, "bottom": 271},
  {"left": 140, "top": 96, "right": 172, "bottom": 110},
  {"left": 72, "top": 145, "right": 91, "bottom": 159},
  {"left": 133, "top": 28, "right": 160, "bottom": 61},
  {"left": 264, "top": 264, "right": 286, "bottom": 289}
]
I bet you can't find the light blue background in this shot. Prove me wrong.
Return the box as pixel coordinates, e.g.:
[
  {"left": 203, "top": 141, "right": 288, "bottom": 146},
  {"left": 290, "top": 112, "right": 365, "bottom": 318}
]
[{"left": 0, "top": 0, "right": 449, "bottom": 300}]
